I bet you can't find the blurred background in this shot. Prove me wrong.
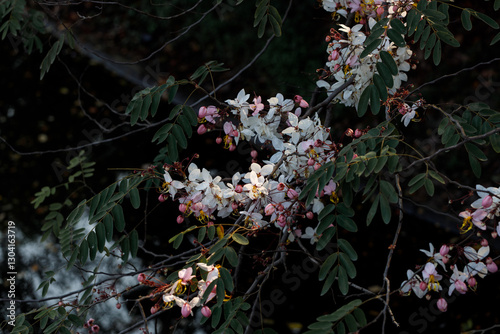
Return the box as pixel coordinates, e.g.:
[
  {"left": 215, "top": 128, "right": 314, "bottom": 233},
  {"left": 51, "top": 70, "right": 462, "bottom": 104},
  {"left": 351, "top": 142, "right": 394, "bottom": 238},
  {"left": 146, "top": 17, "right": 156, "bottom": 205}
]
[{"left": 1, "top": 0, "right": 500, "bottom": 333}]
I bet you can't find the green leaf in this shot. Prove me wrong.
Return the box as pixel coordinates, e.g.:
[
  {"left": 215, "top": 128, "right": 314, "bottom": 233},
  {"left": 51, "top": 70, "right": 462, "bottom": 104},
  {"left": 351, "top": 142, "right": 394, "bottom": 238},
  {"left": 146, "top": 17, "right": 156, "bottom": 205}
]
[
  {"left": 376, "top": 62, "right": 394, "bottom": 88},
  {"left": 172, "top": 123, "right": 188, "bottom": 149},
  {"left": 103, "top": 214, "right": 114, "bottom": 242},
  {"left": 360, "top": 38, "right": 382, "bottom": 58},
  {"left": 184, "top": 106, "right": 199, "bottom": 126},
  {"left": 121, "top": 236, "right": 130, "bottom": 262},
  {"left": 337, "top": 215, "right": 357, "bottom": 232},
  {"left": 225, "top": 246, "right": 239, "bottom": 267},
  {"left": 219, "top": 267, "right": 234, "bottom": 292},
  {"left": 366, "top": 194, "right": 379, "bottom": 226},
  {"left": 424, "top": 178, "right": 435, "bottom": 197},
  {"left": 338, "top": 266, "right": 349, "bottom": 294},
  {"left": 40, "top": 35, "right": 64, "bottom": 80},
  {"left": 379, "top": 51, "right": 398, "bottom": 76},
  {"left": 95, "top": 223, "right": 106, "bottom": 252},
  {"left": 320, "top": 266, "right": 338, "bottom": 296},
  {"left": 130, "top": 229, "right": 139, "bottom": 258},
  {"left": 338, "top": 239, "right": 358, "bottom": 261},
  {"left": 432, "top": 39, "right": 441, "bottom": 65},
  {"left": 231, "top": 233, "right": 249, "bottom": 245},
  {"left": 461, "top": 10, "right": 472, "bottom": 31},
  {"left": 319, "top": 253, "right": 338, "bottom": 281},
  {"left": 112, "top": 204, "right": 125, "bottom": 232},
  {"left": 491, "top": 31, "right": 500, "bottom": 45},
  {"left": 390, "top": 18, "right": 406, "bottom": 34},
  {"left": 472, "top": 11, "right": 499, "bottom": 29},
  {"left": 140, "top": 94, "right": 152, "bottom": 121},
  {"left": 87, "top": 231, "right": 98, "bottom": 261},
  {"left": 357, "top": 85, "right": 371, "bottom": 117},
  {"left": 129, "top": 187, "right": 141, "bottom": 209},
  {"left": 268, "top": 13, "right": 281, "bottom": 37},
  {"left": 468, "top": 153, "right": 481, "bottom": 178},
  {"left": 490, "top": 133, "right": 500, "bottom": 152},
  {"left": 386, "top": 28, "right": 406, "bottom": 47},
  {"left": 465, "top": 143, "right": 488, "bottom": 161},
  {"left": 317, "top": 226, "right": 337, "bottom": 251},
  {"left": 373, "top": 74, "right": 388, "bottom": 102},
  {"left": 257, "top": 15, "right": 267, "bottom": 38},
  {"left": 369, "top": 83, "right": 380, "bottom": 114},
  {"left": 423, "top": 8, "right": 447, "bottom": 20},
  {"left": 79, "top": 239, "right": 89, "bottom": 265},
  {"left": 379, "top": 194, "right": 391, "bottom": 224}
]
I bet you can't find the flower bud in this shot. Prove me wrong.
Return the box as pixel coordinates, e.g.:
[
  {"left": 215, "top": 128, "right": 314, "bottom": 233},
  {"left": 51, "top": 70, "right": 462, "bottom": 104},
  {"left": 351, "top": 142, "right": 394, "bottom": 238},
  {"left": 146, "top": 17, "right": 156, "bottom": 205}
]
[
  {"left": 468, "top": 276, "right": 477, "bottom": 288},
  {"left": 116, "top": 303, "right": 121, "bottom": 309},
  {"left": 419, "top": 281, "right": 427, "bottom": 291},
  {"left": 151, "top": 305, "right": 158, "bottom": 315},
  {"left": 287, "top": 188, "right": 298, "bottom": 199},
  {"left": 179, "top": 203, "right": 187, "bottom": 212},
  {"left": 229, "top": 144, "right": 236, "bottom": 151},
  {"left": 264, "top": 203, "right": 275, "bottom": 216},
  {"left": 198, "top": 106, "right": 207, "bottom": 118},
  {"left": 216, "top": 137, "right": 223, "bottom": 144},
  {"left": 235, "top": 185, "right": 243, "bottom": 193},
  {"left": 251, "top": 150, "right": 258, "bottom": 159},
  {"left": 306, "top": 211, "right": 314, "bottom": 219},
  {"left": 354, "top": 129, "right": 362, "bottom": 138},
  {"left": 232, "top": 202, "right": 238, "bottom": 211},
  {"left": 482, "top": 195, "right": 493, "bottom": 208},
  {"left": 158, "top": 194, "right": 167, "bottom": 202},
  {"left": 181, "top": 303, "right": 191, "bottom": 318},
  {"left": 294, "top": 95, "right": 303, "bottom": 103},
  {"left": 455, "top": 279, "right": 467, "bottom": 294},
  {"left": 307, "top": 158, "right": 315, "bottom": 166},
  {"left": 277, "top": 215, "right": 287, "bottom": 227},
  {"left": 87, "top": 319, "right": 94, "bottom": 326},
  {"left": 437, "top": 298, "right": 447, "bottom": 312},
  {"left": 197, "top": 124, "right": 207, "bottom": 135},
  {"left": 277, "top": 183, "right": 286, "bottom": 191},
  {"left": 439, "top": 244, "right": 449, "bottom": 256},
  {"left": 91, "top": 325, "right": 100, "bottom": 333},
  {"left": 314, "top": 163, "right": 321, "bottom": 170},
  {"left": 345, "top": 128, "right": 354, "bottom": 137},
  {"left": 137, "top": 273, "right": 146, "bottom": 283},
  {"left": 177, "top": 215, "right": 184, "bottom": 224},
  {"left": 486, "top": 257, "right": 498, "bottom": 273},
  {"left": 376, "top": 6, "right": 384, "bottom": 16},
  {"left": 201, "top": 305, "right": 212, "bottom": 318}
]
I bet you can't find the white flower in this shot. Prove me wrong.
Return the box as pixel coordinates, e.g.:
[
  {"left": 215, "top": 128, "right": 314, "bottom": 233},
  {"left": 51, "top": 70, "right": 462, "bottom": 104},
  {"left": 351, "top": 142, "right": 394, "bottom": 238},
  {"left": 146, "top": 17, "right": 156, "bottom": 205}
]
[
  {"left": 226, "top": 89, "right": 250, "bottom": 109},
  {"left": 401, "top": 270, "right": 426, "bottom": 298},
  {"left": 301, "top": 226, "right": 319, "bottom": 244},
  {"left": 164, "top": 172, "right": 185, "bottom": 199},
  {"left": 420, "top": 243, "right": 447, "bottom": 271}
]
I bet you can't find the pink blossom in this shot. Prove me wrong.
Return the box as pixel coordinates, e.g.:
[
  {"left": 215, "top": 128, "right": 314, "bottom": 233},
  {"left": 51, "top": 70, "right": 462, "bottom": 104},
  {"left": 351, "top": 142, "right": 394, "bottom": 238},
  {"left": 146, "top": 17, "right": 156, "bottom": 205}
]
[
  {"left": 468, "top": 276, "right": 477, "bottom": 288},
  {"left": 323, "top": 180, "right": 337, "bottom": 196},
  {"left": 376, "top": 6, "right": 384, "bottom": 16},
  {"left": 287, "top": 188, "right": 298, "bottom": 199},
  {"left": 306, "top": 211, "right": 314, "bottom": 219},
  {"left": 250, "top": 96, "right": 264, "bottom": 115},
  {"left": 459, "top": 209, "right": 488, "bottom": 230},
  {"left": 204, "top": 106, "right": 219, "bottom": 123},
  {"left": 197, "top": 124, "right": 207, "bottom": 135},
  {"left": 439, "top": 245, "right": 449, "bottom": 256},
  {"left": 419, "top": 281, "right": 427, "bottom": 291},
  {"left": 91, "top": 325, "right": 100, "bottom": 333},
  {"left": 178, "top": 267, "right": 195, "bottom": 284},
  {"left": 177, "top": 215, "right": 184, "bottom": 224},
  {"left": 137, "top": 273, "right": 146, "bottom": 283},
  {"left": 198, "top": 106, "right": 207, "bottom": 118},
  {"left": 181, "top": 303, "right": 191, "bottom": 318},
  {"left": 264, "top": 203, "right": 275, "bottom": 216},
  {"left": 482, "top": 195, "right": 493, "bottom": 208},
  {"left": 437, "top": 298, "right": 447, "bottom": 312},
  {"left": 454, "top": 279, "right": 467, "bottom": 294},
  {"left": 486, "top": 257, "right": 498, "bottom": 273},
  {"left": 201, "top": 305, "right": 212, "bottom": 318},
  {"left": 251, "top": 150, "right": 258, "bottom": 159},
  {"left": 158, "top": 194, "right": 167, "bottom": 202}
]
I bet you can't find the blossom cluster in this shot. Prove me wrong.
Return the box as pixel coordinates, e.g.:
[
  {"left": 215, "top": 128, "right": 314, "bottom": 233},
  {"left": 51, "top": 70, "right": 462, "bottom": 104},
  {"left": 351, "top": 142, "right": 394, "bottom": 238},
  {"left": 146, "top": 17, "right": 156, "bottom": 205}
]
[
  {"left": 317, "top": 18, "right": 412, "bottom": 109},
  {"left": 138, "top": 263, "right": 217, "bottom": 318},
  {"left": 401, "top": 185, "right": 500, "bottom": 312},
  {"left": 160, "top": 90, "right": 340, "bottom": 242},
  {"left": 320, "top": 0, "right": 413, "bottom": 21}
]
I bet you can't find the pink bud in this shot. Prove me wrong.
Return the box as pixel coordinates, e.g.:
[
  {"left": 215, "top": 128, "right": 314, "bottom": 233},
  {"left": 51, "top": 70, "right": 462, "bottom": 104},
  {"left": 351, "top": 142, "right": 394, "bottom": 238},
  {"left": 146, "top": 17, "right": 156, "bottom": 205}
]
[
  {"left": 307, "top": 158, "right": 315, "bottom": 166},
  {"left": 439, "top": 244, "right": 449, "bottom": 256},
  {"left": 419, "top": 281, "right": 427, "bottom": 291},
  {"left": 277, "top": 215, "right": 286, "bottom": 227},
  {"left": 287, "top": 188, "right": 298, "bottom": 199},
  {"left": 231, "top": 202, "right": 238, "bottom": 210},
  {"left": 345, "top": 128, "right": 354, "bottom": 137},
  {"left": 314, "top": 163, "right": 321, "bottom": 171},
  {"left": 314, "top": 139, "right": 323, "bottom": 147},
  {"left": 331, "top": 50, "right": 339, "bottom": 61},
  {"left": 232, "top": 130, "right": 239, "bottom": 137},
  {"left": 179, "top": 203, "right": 187, "bottom": 212},
  {"left": 277, "top": 183, "right": 286, "bottom": 191},
  {"left": 354, "top": 129, "right": 362, "bottom": 138},
  {"left": 177, "top": 215, "right": 184, "bottom": 224},
  {"left": 158, "top": 194, "right": 167, "bottom": 202},
  {"left": 376, "top": 6, "right": 384, "bottom": 16},
  {"left": 299, "top": 100, "right": 309, "bottom": 108},
  {"left": 264, "top": 203, "right": 275, "bottom": 216},
  {"left": 116, "top": 303, "right": 121, "bottom": 309},
  {"left": 198, "top": 106, "right": 207, "bottom": 118},
  {"left": 251, "top": 150, "right": 258, "bottom": 159},
  {"left": 235, "top": 185, "right": 243, "bottom": 193},
  {"left": 468, "top": 276, "right": 477, "bottom": 288},
  {"left": 91, "top": 325, "right": 100, "bottom": 333},
  {"left": 482, "top": 195, "right": 493, "bottom": 208},
  {"left": 277, "top": 204, "right": 284, "bottom": 212},
  {"left": 294, "top": 95, "right": 303, "bottom": 103},
  {"left": 455, "top": 279, "right": 467, "bottom": 294},
  {"left": 197, "top": 124, "right": 207, "bottom": 135},
  {"left": 229, "top": 144, "right": 236, "bottom": 151},
  {"left": 87, "top": 319, "right": 94, "bottom": 326},
  {"left": 181, "top": 303, "right": 191, "bottom": 318},
  {"left": 333, "top": 64, "right": 341, "bottom": 72},
  {"left": 151, "top": 305, "right": 158, "bottom": 314},
  {"left": 486, "top": 257, "right": 498, "bottom": 273},
  {"left": 437, "top": 298, "right": 447, "bottom": 312},
  {"left": 216, "top": 137, "right": 223, "bottom": 144},
  {"left": 442, "top": 256, "right": 449, "bottom": 264},
  {"left": 201, "top": 305, "right": 212, "bottom": 318},
  {"left": 137, "top": 273, "right": 146, "bottom": 283},
  {"left": 306, "top": 211, "right": 314, "bottom": 219}
]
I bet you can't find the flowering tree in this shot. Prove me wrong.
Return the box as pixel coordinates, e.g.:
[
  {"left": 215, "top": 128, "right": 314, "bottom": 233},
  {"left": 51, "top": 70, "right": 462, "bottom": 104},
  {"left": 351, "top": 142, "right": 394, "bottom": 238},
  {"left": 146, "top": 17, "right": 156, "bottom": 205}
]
[{"left": 2, "top": 0, "right": 500, "bottom": 333}]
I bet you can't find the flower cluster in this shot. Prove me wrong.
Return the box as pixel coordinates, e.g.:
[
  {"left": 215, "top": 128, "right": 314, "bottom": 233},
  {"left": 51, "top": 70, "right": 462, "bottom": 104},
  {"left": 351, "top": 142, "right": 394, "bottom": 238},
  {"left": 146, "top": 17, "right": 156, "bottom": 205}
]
[
  {"left": 160, "top": 90, "right": 340, "bottom": 241},
  {"left": 401, "top": 242, "right": 498, "bottom": 312},
  {"left": 458, "top": 184, "right": 500, "bottom": 234},
  {"left": 138, "top": 263, "right": 218, "bottom": 318},
  {"left": 317, "top": 18, "right": 412, "bottom": 109}
]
